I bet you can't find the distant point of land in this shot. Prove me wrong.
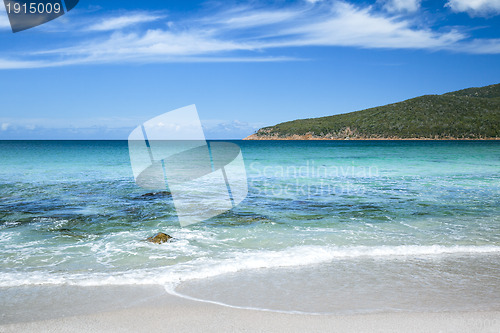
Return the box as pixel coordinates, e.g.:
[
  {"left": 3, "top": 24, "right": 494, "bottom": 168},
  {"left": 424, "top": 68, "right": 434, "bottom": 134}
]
[{"left": 245, "top": 83, "right": 500, "bottom": 140}]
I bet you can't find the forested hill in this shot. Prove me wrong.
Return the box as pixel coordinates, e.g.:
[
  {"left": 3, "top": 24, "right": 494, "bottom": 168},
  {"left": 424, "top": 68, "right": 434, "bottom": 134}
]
[{"left": 245, "top": 83, "right": 500, "bottom": 140}]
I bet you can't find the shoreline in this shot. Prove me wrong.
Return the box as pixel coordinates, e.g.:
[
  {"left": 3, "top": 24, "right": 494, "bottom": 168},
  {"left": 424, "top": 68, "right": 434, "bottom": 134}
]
[
  {"left": 244, "top": 134, "right": 500, "bottom": 140},
  {"left": 2, "top": 254, "right": 500, "bottom": 332},
  {"left": 1, "top": 285, "right": 499, "bottom": 332}
]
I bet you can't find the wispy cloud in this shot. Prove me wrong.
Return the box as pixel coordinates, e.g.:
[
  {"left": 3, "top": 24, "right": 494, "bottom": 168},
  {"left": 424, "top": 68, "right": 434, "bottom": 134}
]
[
  {"left": 86, "top": 12, "right": 164, "bottom": 31},
  {"left": 272, "top": 2, "right": 462, "bottom": 49},
  {"left": 446, "top": 0, "right": 500, "bottom": 17},
  {"left": 0, "top": 58, "right": 47, "bottom": 69},
  {"left": 456, "top": 38, "right": 500, "bottom": 54},
  {"left": 210, "top": 7, "right": 302, "bottom": 29},
  {"left": 41, "top": 29, "right": 255, "bottom": 57},
  {"left": 0, "top": 0, "right": 499, "bottom": 69},
  {"left": 382, "top": 0, "right": 421, "bottom": 13}
]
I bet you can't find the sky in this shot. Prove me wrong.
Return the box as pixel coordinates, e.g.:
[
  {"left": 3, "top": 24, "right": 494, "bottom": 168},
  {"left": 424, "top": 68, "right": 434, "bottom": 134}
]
[{"left": 0, "top": 0, "right": 499, "bottom": 139}]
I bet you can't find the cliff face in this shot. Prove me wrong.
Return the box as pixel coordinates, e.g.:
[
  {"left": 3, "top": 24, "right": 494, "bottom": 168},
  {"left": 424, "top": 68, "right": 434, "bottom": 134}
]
[{"left": 245, "top": 83, "right": 500, "bottom": 140}]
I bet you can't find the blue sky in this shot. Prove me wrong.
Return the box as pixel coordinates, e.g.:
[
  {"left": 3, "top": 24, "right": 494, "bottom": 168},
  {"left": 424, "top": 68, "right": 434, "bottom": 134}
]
[{"left": 0, "top": 0, "right": 499, "bottom": 139}]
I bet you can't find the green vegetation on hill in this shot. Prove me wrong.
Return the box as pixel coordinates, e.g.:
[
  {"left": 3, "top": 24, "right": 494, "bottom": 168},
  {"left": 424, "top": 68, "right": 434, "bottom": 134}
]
[
  {"left": 443, "top": 83, "right": 500, "bottom": 99},
  {"left": 249, "top": 83, "right": 500, "bottom": 140}
]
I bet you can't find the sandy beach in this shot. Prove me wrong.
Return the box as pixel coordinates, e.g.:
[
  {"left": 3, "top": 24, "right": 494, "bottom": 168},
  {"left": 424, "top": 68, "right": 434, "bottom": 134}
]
[{"left": 0, "top": 285, "right": 498, "bottom": 333}]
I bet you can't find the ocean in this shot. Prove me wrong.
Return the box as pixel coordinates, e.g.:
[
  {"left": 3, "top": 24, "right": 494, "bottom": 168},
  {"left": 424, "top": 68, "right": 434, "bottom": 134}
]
[{"left": 1, "top": 140, "right": 499, "bottom": 317}]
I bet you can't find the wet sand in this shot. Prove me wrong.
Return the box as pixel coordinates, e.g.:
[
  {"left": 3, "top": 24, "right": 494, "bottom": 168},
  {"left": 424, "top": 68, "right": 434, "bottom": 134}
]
[{"left": 1, "top": 285, "right": 499, "bottom": 333}]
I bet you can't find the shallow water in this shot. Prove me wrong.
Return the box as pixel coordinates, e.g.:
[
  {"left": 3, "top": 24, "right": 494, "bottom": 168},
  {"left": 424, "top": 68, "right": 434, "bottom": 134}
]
[{"left": 0, "top": 140, "right": 499, "bottom": 314}]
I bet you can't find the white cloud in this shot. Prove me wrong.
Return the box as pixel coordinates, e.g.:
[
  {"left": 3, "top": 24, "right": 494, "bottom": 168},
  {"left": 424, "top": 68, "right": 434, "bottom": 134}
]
[
  {"left": 446, "top": 0, "right": 500, "bottom": 16},
  {"left": 32, "top": 29, "right": 257, "bottom": 66},
  {"left": 86, "top": 12, "right": 164, "bottom": 31},
  {"left": 0, "top": 55, "right": 295, "bottom": 69},
  {"left": 383, "top": 0, "right": 421, "bottom": 13},
  {"left": 30, "top": 2, "right": 465, "bottom": 64},
  {"left": 0, "top": 58, "right": 48, "bottom": 69},
  {"left": 215, "top": 9, "right": 300, "bottom": 29},
  {"left": 1, "top": 123, "right": 10, "bottom": 131},
  {"left": 455, "top": 38, "right": 500, "bottom": 53},
  {"left": 276, "top": 2, "right": 462, "bottom": 49},
  {"left": 0, "top": 1, "right": 498, "bottom": 69}
]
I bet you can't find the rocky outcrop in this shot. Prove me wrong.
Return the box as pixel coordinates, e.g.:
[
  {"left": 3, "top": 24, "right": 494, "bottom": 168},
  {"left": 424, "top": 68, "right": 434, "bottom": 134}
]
[
  {"left": 141, "top": 191, "right": 171, "bottom": 198},
  {"left": 146, "top": 232, "right": 172, "bottom": 244}
]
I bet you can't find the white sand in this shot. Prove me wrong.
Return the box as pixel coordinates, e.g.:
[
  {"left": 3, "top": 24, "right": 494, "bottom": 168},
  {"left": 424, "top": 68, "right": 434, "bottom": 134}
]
[{"left": 1, "top": 293, "right": 499, "bottom": 333}]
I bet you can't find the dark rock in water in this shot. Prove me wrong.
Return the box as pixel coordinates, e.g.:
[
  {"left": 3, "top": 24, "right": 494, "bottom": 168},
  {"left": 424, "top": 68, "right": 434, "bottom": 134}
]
[
  {"left": 56, "top": 229, "right": 86, "bottom": 239},
  {"left": 147, "top": 232, "right": 172, "bottom": 244},
  {"left": 141, "top": 191, "right": 171, "bottom": 198}
]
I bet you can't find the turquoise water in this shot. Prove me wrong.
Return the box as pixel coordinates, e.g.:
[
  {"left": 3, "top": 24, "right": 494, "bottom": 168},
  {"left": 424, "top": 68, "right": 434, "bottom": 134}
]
[{"left": 1, "top": 140, "right": 499, "bottom": 313}]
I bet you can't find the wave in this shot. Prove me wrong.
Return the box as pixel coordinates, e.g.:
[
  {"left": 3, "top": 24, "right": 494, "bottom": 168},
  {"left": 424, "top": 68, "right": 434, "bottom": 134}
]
[{"left": 1, "top": 244, "right": 499, "bottom": 288}]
